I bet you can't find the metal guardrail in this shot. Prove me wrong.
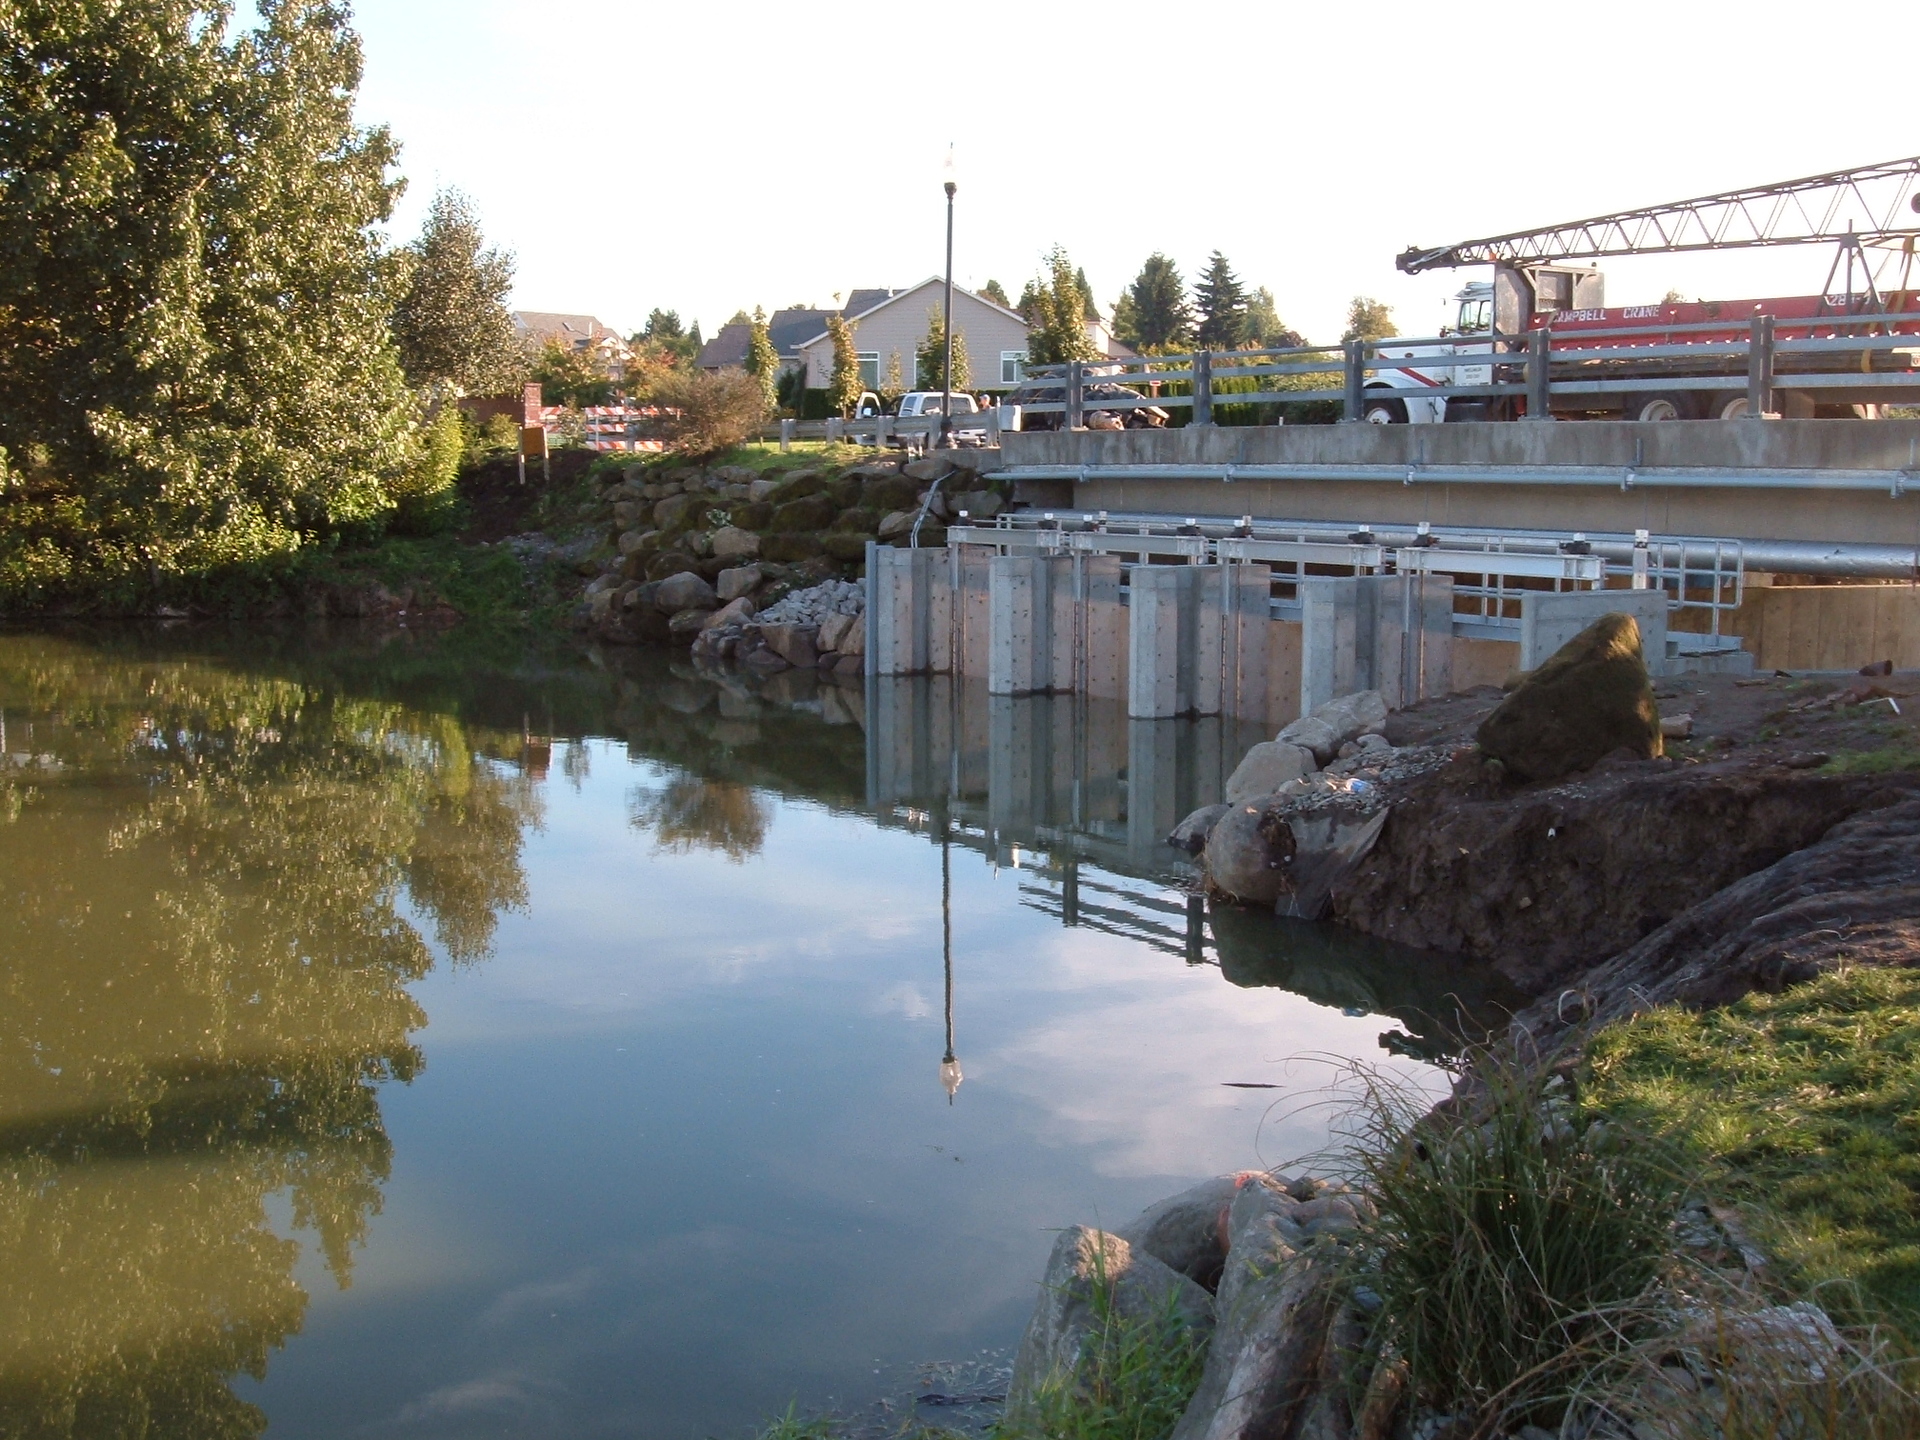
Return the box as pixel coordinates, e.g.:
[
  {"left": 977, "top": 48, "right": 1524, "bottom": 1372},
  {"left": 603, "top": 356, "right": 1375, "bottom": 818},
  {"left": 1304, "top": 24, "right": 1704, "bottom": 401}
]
[
  {"left": 944, "top": 511, "right": 1745, "bottom": 636},
  {"left": 1015, "top": 308, "right": 1920, "bottom": 424},
  {"left": 757, "top": 412, "right": 1002, "bottom": 450}
]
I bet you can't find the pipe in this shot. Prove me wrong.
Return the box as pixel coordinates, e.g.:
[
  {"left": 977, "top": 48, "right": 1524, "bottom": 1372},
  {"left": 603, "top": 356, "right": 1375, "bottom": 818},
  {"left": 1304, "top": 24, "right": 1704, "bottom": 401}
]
[{"left": 998, "top": 462, "right": 1917, "bottom": 493}]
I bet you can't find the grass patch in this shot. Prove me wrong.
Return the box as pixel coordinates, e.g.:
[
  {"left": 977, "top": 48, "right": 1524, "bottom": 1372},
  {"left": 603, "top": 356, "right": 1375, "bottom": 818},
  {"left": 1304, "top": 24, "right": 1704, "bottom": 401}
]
[
  {"left": 1004, "top": 1286, "right": 1207, "bottom": 1440},
  {"left": 1587, "top": 966, "right": 1920, "bottom": 1322},
  {"left": 1818, "top": 746, "right": 1920, "bottom": 775}
]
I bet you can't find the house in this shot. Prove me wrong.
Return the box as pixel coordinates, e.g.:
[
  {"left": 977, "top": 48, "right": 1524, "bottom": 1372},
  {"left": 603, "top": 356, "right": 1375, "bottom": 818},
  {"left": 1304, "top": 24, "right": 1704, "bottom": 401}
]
[
  {"left": 512, "top": 312, "right": 632, "bottom": 381},
  {"left": 792, "top": 279, "right": 1033, "bottom": 394},
  {"left": 695, "top": 308, "right": 839, "bottom": 380}
]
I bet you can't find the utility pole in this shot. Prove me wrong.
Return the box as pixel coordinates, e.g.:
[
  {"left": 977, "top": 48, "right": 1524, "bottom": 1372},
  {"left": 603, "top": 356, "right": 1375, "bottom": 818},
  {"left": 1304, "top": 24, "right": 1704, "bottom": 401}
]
[{"left": 940, "top": 146, "right": 957, "bottom": 449}]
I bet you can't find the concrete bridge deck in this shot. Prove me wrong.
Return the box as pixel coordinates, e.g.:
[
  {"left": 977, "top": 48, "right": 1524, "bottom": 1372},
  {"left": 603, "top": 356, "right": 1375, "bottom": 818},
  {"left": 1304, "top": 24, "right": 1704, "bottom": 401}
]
[{"left": 997, "top": 419, "right": 1920, "bottom": 559}]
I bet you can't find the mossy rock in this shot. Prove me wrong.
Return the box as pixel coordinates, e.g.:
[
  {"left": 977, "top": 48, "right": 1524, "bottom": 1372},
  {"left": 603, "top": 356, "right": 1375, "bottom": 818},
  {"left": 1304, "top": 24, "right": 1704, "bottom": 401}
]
[
  {"left": 861, "top": 475, "right": 919, "bottom": 511},
  {"left": 653, "top": 493, "right": 702, "bottom": 532},
  {"left": 645, "top": 551, "right": 699, "bottom": 582},
  {"left": 1477, "top": 612, "right": 1663, "bottom": 783},
  {"left": 833, "top": 506, "right": 882, "bottom": 532},
  {"left": 768, "top": 469, "right": 828, "bottom": 501},
  {"left": 770, "top": 494, "right": 839, "bottom": 531},
  {"left": 827, "top": 475, "right": 863, "bottom": 509},
  {"left": 728, "top": 500, "right": 774, "bottom": 531},
  {"left": 820, "top": 533, "right": 875, "bottom": 563},
  {"left": 760, "top": 532, "right": 824, "bottom": 563}
]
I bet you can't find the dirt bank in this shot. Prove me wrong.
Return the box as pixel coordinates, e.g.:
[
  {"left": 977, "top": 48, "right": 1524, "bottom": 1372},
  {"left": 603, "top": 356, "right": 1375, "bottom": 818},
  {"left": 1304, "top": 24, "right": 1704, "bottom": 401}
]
[{"left": 1322, "top": 671, "right": 1920, "bottom": 994}]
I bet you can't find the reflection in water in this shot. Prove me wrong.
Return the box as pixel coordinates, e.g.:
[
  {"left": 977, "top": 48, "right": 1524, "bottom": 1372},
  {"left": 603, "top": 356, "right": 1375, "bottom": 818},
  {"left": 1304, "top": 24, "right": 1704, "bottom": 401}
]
[
  {"left": 627, "top": 773, "right": 770, "bottom": 861},
  {"left": 939, "top": 835, "right": 962, "bottom": 1102},
  {"left": 0, "top": 636, "right": 535, "bottom": 1437}
]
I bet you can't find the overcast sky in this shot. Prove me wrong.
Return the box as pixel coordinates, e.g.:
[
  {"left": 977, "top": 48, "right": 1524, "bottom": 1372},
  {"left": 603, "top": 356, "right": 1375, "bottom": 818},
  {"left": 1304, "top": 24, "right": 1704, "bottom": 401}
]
[{"left": 345, "top": 0, "right": 1919, "bottom": 344}]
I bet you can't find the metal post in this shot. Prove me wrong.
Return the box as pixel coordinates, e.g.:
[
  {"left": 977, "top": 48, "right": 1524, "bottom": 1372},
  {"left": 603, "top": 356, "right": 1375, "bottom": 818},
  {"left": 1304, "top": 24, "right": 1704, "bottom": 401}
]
[
  {"left": 1746, "top": 313, "right": 1776, "bottom": 419},
  {"left": 940, "top": 168, "right": 956, "bottom": 449},
  {"left": 1527, "top": 326, "right": 1551, "bottom": 420},
  {"left": 1191, "top": 350, "right": 1213, "bottom": 427},
  {"left": 1342, "top": 341, "right": 1365, "bottom": 422},
  {"left": 779, "top": 416, "right": 795, "bottom": 452},
  {"left": 1066, "top": 360, "right": 1085, "bottom": 430}
]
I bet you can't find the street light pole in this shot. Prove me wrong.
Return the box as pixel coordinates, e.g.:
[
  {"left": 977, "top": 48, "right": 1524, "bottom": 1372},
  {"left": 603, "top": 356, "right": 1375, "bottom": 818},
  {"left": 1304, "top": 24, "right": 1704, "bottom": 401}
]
[{"left": 940, "top": 146, "right": 956, "bottom": 449}]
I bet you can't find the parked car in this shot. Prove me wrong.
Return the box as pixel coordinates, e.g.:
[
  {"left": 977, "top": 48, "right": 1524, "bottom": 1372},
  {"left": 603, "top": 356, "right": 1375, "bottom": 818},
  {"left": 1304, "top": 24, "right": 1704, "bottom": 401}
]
[
  {"left": 1003, "top": 378, "right": 1168, "bottom": 431},
  {"left": 891, "top": 391, "right": 988, "bottom": 449}
]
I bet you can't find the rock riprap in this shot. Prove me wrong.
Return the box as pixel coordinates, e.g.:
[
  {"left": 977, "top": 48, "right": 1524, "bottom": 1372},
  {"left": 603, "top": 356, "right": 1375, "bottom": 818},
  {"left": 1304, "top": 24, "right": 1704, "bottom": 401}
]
[
  {"left": 691, "top": 578, "right": 868, "bottom": 676},
  {"left": 1477, "top": 611, "right": 1663, "bottom": 782}
]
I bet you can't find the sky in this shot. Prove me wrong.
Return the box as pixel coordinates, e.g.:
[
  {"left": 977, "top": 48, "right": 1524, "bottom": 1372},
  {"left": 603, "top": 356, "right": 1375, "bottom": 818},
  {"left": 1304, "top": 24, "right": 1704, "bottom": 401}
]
[{"left": 340, "top": 0, "right": 1920, "bottom": 345}]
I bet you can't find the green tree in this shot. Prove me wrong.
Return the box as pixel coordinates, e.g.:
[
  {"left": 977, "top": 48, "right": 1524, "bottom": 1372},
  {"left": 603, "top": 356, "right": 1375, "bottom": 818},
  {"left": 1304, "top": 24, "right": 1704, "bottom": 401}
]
[
  {"left": 1025, "top": 246, "right": 1099, "bottom": 367},
  {"left": 881, "top": 351, "right": 905, "bottom": 405},
  {"left": 0, "top": 0, "right": 420, "bottom": 603},
  {"left": 639, "top": 309, "right": 700, "bottom": 365},
  {"left": 1115, "top": 253, "right": 1194, "bottom": 352},
  {"left": 744, "top": 306, "right": 779, "bottom": 409},
  {"left": 1343, "top": 296, "right": 1398, "bottom": 344},
  {"left": 980, "top": 278, "right": 1011, "bottom": 308},
  {"left": 1194, "top": 251, "right": 1249, "bottom": 350},
  {"left": 1074, "top": 265, "right": 1100, "bottom": 320},
  {"left": 825, "top": 313, "right": 864, "bottom": 417},
  {"left": 391, "top": 188, "right": 521, "bottom": 394},
  {"left": 916, "top": 309, "right": 971, "bottom": 392},
  {"left": 530, "top": 339, "right": 613, "bottom": 408},
  {"left": 1244, "top": 286, "right": 1303, "bottom": 349}
]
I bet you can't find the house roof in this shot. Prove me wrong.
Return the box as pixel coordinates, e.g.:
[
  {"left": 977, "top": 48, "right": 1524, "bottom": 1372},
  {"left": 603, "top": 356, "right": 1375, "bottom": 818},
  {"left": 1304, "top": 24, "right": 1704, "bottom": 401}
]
[
  {"left": 513, "top": 311, "right": 624, "bottom": 346},
  {"left": 696, "top": 309, "right": 841, "bottom": 370},
  {"left": 794, "top": 278, "right": 1029, "bottom": 351}
]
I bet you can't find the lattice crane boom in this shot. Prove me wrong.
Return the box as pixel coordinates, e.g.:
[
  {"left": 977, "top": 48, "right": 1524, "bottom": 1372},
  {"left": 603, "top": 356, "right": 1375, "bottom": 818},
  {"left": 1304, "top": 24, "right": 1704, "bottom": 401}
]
[{"left": 1397, "top": 156, "right": 1920, "bottom": 275}]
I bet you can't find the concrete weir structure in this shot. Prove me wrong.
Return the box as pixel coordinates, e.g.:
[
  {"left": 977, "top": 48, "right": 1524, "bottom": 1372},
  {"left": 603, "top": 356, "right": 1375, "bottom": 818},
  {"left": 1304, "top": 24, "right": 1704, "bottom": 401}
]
[{"left": 867, "top": 419, "right": 1920, "bottom": 714}]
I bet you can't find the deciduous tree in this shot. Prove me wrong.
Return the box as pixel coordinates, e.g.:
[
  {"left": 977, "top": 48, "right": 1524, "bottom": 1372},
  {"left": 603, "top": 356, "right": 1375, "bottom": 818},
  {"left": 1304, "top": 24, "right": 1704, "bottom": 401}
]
[
  {"left": 916, "top": 309, "right": 970, "bottom": 392},
  {"left": 1343, "top": 296, "right": 1398, "bottom": 344},
  {"left": 980, "top": 279, "right": 1011, "bottom": 308},
  {"left": 0, "top": 0, "right": 419, "bottom": 600},
  {"left": 1245, "top": 286, "right": 1303, "bottom": 349},
  {"left": 825, "top": 313, "right": 864, "bottom": 417},
  {"left": 391, "top": 188, "right": 520, "bottom": 394},
  {"left": 744, "top": 306, "right": 779, "bottom": 408},
  {"left": 1025, "top": 247, "right": 1099, "bottom": 367}
]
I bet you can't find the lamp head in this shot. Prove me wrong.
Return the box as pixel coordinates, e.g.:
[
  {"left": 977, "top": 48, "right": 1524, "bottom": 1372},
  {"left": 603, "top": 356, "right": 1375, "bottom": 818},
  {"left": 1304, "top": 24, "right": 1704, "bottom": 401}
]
[{"left": 942, "top": 145, "right": 957, "bottom": 199}]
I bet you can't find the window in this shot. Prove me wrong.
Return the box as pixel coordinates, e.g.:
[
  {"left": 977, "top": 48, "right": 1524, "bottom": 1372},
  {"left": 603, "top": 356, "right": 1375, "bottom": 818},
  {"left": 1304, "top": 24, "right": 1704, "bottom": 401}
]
[
  {"left": 858, "top": 352, "right": 880, "bottom": 389},
  {"left": 1455, "top": 299, "right": 1491, "bottom": 334},
  {"left": 1001, "top": 351, "right": 1025, "bottom": 384}
]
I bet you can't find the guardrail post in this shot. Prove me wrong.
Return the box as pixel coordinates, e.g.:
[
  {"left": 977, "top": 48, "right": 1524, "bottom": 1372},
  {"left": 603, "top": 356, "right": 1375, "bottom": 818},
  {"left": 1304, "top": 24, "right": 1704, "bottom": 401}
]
[
  {"left": 1746, "top": 313, "right": 1776, "bottom": 419},
  {"left": 827, "top": 416, "right": 844, "bottom": 444},
  {"left": 1191, "top": 351, "right": 1214, "bottom": 427},
  {"left": 1066, "top": 361, "right": 1085, "bottom": 430},
  {"left": 1527, "top": 327, "right": 1551, "bottom": 420},
  {"left": 779, "top": 417, "right": 795, "bottom": 451},
  {"left": 1341, "top": 341, "right": 1365, "bottom": 422}
]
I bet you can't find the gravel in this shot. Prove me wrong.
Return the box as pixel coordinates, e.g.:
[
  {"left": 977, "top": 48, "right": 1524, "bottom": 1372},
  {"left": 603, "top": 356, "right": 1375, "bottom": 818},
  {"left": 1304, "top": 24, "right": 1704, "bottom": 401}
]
[{"left": 754, "top": 579, "right": 866, "bottom": 627}]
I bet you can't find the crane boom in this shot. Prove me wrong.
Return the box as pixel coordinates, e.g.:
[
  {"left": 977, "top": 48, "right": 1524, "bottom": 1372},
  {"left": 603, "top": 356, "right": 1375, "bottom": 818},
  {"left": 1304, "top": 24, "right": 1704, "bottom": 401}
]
[{"left": 1397, "top": 156, "right": 1920, "bottom": 274}]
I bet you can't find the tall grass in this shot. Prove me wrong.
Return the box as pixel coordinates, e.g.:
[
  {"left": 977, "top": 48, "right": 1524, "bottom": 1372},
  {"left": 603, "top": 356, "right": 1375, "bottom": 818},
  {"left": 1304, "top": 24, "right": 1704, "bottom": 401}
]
[{"left": 1341, "top": 1052, "right": 1681, "bottom": 1432}]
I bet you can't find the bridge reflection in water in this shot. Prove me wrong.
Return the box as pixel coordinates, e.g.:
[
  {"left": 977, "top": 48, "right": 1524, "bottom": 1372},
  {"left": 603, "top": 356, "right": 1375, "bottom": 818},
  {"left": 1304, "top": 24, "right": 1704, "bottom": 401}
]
[{"left": 861, "top": 676, "right": 1520, "bottom": 1059}]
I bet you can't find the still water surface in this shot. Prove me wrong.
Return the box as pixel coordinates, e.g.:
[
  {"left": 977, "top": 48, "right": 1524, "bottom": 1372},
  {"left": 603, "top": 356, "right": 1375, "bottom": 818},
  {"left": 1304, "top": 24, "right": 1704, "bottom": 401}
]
[{"left": 0, "top": 628, "right": 1508, "bottom": 1438}]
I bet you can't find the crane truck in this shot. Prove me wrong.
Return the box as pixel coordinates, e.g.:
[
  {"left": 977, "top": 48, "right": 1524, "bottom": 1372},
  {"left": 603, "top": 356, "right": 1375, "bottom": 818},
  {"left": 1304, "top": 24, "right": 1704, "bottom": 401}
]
[{"left": 1363, "top": 156, "right": 1920, "bottom": 423}]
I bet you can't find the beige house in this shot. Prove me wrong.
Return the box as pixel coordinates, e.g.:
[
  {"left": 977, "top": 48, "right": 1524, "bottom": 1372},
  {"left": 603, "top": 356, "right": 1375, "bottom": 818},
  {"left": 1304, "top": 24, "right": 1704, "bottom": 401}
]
[
  {"left": 794, "top": 279, "right": 1032, "bottom": 394},
  {"left": 512, "top": 311, "right": 633, "bottom": 381}
]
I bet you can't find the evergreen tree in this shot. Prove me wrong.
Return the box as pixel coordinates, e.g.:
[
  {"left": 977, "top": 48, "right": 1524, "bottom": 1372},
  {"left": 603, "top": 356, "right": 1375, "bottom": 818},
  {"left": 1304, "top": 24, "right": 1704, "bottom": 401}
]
[
  {"left": 392, "top": 188, "right": 521, "bottom": 394},
  {"left": 1015, "top": 277, "right": 1043, "bottom": 322},
  {"left": 1025, "top": 247, "right": 1099, "bottom": 367},
  {"left": 981, "top": 279, "right": 1011, "bottom": 308},
  {"left": 0, "top": 0, "right": 419, "bottom": 597},
  {"left": 1244, "top": 287, "right": 1303, "bottom": 349},
  {"left": 881, "top": 351, "right": 904, "bottom": 404},
  {"left": 1074, "top": 266, "right": 1100, "bottom": 320},
  {"left": 825, "top": 314, "right": 863, "bottom": 417},
  {"left": 1194, "top": 251, "right": 1249, "bottom": 350},
  {"left": 916, "top": 309, "right": 971, "bottom": 392},
  {"left": 1342, "top": 296, "right": 1398, "bottom": 344},
  {"left": 744, "top": 306, "right": 779, "bottom": 408},
  {"left": 1116, "top": 253, "right": 1194, "bottom": 352}
]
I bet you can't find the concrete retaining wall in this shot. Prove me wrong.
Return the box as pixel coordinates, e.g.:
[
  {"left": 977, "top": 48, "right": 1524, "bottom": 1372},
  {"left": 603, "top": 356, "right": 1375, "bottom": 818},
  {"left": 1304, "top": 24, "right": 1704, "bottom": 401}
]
[{"left": 1675, "top": 582, "right": 1920, "bottom": 671}]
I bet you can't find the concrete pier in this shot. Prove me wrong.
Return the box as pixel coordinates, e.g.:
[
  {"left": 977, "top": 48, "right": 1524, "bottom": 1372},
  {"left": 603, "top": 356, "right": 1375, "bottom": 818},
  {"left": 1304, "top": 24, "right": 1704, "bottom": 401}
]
[{"left": 1300, "top": 574, "right": 1456, "bottom": 714}]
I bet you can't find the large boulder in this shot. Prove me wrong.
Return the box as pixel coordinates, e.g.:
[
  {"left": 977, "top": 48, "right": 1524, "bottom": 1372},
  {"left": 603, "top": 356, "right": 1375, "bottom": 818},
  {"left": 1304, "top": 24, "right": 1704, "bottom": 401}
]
[
  {"left": 644, "top": 551, "right": 698, "bottom": 582},
  {"left": 1167, "top": 803, "right": 1231, "bottom": 855},
  {"left": 709, "top": 526, "right": 760, "bottom": 561},
  {"left": 820, "top": 533, "right": 873, "bottom": 563},
  {"left": 1116, "top": 1175, "right": 1247, "bottom": 1288},
  {"left": 1204, "top": 800, "right": 1297, "bottom": 907},
  {"left": 1277, "top": 690, "right": 1387, "bottom": 764},
  {"left": 1006, "top": 1228, "right": 1214, "bottom": 1425},
  {"left": 652, "top": 570, "right": 718, "bottom": 614},
  {"left": 904, "top": 455, "right": 956, "bottom": 482},
  {"left": 817, "top": 611, "right": 858, "bottom": 652},
  {"left": 667, "top": 606, "right": 715, "bottom": 638},
  {"left": 1477, "top": 612, "right": 1662, "bottom": 783},
  {"left": 950, "top": 489, "right": 1003, "bottom": 519},
  {"left": 755, "top": 622, "right": 818, "bottom": 668},
  {"left": 770, "top": 494, "right": 839, "bottom": 531},
  {"left": 653, "top": 493, "right": 703, "bottom": 531},
  {"left": 716, "top": 565, "right": 764, "bottom": 603},
  {"left": 1225, "top": 742, "right": 1317, "bottom": 804},
  {"left": 760, "top": 533, "right": 824, "bottom": 563},
  {"left": 877, "top": 509, "right": 917, "bottom": 541},
  {"left": 861, "top": 475, "right": 920, "bottom": 511},
  {"left": 701, "top": 597, "right": 755, "bottom": 631}
]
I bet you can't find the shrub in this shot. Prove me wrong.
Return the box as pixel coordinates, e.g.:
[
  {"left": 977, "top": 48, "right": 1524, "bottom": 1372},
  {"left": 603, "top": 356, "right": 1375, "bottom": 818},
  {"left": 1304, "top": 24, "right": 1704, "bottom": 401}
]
[
  {"left": 387, "top": 404, "right": 465, "bottom": 534},
  {"left": 1006, "top": 1283, "right": 1207, "bottom": 1440},
  {"left": 1345, "top": 1052, "right": 1680, "bottom": 1430},
  {"left": 647, "top": 369, "right": 770, "bottom": 457}
]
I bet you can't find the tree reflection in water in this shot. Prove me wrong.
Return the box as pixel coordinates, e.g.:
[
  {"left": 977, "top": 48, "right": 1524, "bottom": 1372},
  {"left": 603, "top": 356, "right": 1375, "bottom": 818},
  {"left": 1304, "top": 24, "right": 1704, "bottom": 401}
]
[
  {"left": 0, "top": 636, "right": 536, "bottom": 1437},
  {"left": 627, "top": 772, "right": 769, "bottom": 862}
]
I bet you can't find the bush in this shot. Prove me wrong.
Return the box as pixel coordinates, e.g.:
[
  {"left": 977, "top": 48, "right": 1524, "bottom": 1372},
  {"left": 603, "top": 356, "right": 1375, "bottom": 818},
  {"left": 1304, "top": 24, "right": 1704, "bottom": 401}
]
[
  {"left": 647, "top": 369, "right": 770, "bottom": 456},
  {"left": 1345, "top": 1052, "right": 1680, "bottom": 1430},
  {"left": 388, "top": 404, "right": 465, "bottom": 534},
  {"left": 1005, "top": 1283, "right": 1207, "bottom": 1440}
]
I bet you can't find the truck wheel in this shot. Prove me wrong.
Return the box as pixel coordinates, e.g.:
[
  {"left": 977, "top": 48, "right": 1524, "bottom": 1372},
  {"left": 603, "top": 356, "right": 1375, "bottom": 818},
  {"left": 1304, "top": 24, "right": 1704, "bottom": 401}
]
[
  {"left": 1712, "top": 395, "right": 1749, "bottom": 420},
  {"left": 1626, "top": 393, "right": 1690, "bottom": 421},
  {"left": 1363, "top": 394, "right": 1408, "bottom": 424}
]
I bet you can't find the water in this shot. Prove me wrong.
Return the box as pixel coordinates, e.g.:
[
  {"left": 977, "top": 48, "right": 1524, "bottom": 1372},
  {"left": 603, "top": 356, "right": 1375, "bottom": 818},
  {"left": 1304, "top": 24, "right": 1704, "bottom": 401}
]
[{"left": 0, "top": 627, "right": 1512, "bottom": 1438}]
